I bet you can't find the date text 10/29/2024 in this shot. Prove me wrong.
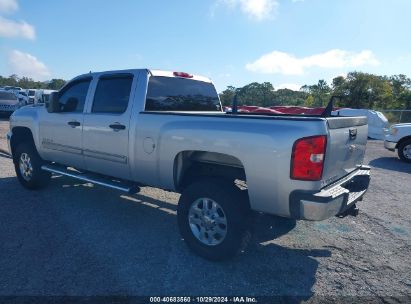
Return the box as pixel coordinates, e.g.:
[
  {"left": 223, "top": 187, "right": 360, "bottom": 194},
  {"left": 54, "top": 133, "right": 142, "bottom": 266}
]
[{"left": 149, "top": 297, "right": 258, "bottom": 303}]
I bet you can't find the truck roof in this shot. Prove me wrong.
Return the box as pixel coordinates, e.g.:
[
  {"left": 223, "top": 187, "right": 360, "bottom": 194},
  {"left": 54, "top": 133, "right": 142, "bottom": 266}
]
[{"left": 72, "top": 69, "right": 212, "bottom": 84}]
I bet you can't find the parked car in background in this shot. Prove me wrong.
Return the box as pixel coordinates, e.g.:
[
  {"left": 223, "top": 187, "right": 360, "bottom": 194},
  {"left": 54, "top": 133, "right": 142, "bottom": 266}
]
[
  {"left": 17, "top": 91, "right": 29, "bottom": 105},
  {"left": 40, "top": 89, "right": 57, "bottom": 104},
  {"left": 384, "top": 123, "right": 411, "bottom": 163},
  {"left": 27, "top": 89, "right": 43, "bottom": 104},
  {"left": 4, "top": 86, "right": 23, "bottom": 92},
  {"left": 0, "top": 90, "right": 24, "bottom": 115},
  {"left": 27, "top": 89, "right": 36, "bottom": 104},
  {"left": 332, "top": 108, "right": 389, "bottom": 140}
]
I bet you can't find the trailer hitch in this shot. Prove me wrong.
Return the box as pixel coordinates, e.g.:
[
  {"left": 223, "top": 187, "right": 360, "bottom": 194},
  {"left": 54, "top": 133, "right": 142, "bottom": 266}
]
[{"left": 336, "top": 204, "right": 359, "bottom": 218}]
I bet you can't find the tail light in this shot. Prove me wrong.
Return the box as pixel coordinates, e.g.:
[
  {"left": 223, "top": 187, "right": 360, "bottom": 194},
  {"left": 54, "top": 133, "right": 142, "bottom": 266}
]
[
  {"left": 173, "top": 71, "right": 193, "bottom": 78},
  {"left": 290, "top": 135, "right": 327, "bottom": 181}
]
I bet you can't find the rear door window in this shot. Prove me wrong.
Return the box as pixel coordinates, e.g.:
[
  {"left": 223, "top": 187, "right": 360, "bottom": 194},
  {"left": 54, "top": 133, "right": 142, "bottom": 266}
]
[
  {"left": 145, "top": 76, "right": 221, "bottom": 111},
  {"left": 92, "top": 74, "right": 133, "bottom": 114}
]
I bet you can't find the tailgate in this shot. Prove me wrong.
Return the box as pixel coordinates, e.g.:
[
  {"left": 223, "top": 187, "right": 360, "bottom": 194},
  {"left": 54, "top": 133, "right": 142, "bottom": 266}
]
[{"left": 321, "top": 116, "right": 368, "bottom": 186}]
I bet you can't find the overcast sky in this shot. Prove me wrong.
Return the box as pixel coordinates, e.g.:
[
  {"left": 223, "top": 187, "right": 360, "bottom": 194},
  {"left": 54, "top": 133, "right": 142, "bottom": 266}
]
[{"left": 1, "top": 0, "right": 410, "bottom": 91}]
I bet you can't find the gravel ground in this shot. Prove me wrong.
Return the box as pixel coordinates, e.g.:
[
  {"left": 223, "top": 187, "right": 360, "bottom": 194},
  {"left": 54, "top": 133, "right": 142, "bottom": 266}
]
[{"left": 0, "top": 117, "right": 410, "bottom": 301}]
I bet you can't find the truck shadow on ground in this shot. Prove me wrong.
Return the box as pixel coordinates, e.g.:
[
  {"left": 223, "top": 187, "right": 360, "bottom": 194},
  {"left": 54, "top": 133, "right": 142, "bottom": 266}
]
[
  {"left": 369, "top": 157, "right": 411, "bottom": 174},
  {"left": 0, "top": 175, "right": 331, "bottom": 299}
]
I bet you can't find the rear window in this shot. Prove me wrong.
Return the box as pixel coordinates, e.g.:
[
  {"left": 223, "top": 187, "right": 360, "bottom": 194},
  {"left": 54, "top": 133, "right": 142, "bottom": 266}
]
[
  {"left": 0, "top": 92, "right": 17, "bottom": 100},
  {"left": 145, "top": 76, "right": 221, "bottom": 111}
]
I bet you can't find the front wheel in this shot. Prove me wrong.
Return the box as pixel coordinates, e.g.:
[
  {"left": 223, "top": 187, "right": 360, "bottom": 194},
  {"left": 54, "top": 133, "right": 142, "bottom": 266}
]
[
  {"left": 14, "top": 142, "right": 51, "bottom": 190},
  {"left": 177, "top": 178, "right": 250, "bottom": 261},
  {"left": 398, "top": 139, "right": 411, "bottom": 163}
]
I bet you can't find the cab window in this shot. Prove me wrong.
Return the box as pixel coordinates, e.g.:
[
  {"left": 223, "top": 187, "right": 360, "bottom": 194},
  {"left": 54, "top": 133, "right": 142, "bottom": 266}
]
[
  {"left": 58, "top": 78, "right": 91, "bottom": 113},
  {"left": 92, "top": 74, "right": 133, "bottom": 114}
]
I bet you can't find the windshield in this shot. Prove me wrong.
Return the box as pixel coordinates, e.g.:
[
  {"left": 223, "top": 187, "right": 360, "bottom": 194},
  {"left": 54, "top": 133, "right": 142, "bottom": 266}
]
[
  {"left": 28, "top": 90, "right": 35, "bottom": 96},
  {"left": 145, "top": 76, "right": 221, "bottom": 112}
]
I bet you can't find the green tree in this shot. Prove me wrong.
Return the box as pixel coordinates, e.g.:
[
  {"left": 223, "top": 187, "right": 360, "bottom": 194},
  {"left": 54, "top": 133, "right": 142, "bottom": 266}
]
[
  {"left": 304, "top": 80, "right": 331, "bottom": 107},
  {"left": 0, "top": 74, "right": 67, "bottom": 90},
  {"left": 219, "top": 86, "right": 237, "bottom": 106},
  {"left": 304, "top": 95, "right": 315, "bottom": 107},
  {"left": 47, "top": 79, "right": 66, "bottom": 90}
]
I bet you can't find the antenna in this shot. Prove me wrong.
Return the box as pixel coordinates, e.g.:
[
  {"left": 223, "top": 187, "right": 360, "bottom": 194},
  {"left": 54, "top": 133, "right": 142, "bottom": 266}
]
[{"left": 232, "top": 93, "right": 238, "bottom": 114}]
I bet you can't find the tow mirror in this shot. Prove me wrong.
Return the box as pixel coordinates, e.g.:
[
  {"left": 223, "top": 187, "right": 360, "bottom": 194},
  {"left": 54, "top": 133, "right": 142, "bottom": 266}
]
[{"left": 47, "top": 92, "right": 60, "bottom": 113}]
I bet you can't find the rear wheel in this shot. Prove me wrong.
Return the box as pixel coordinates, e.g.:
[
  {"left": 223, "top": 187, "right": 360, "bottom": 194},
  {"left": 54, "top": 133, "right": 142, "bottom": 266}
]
[
  {"left": 14, "top": 142, "right": 51, "bottom": 189},
  {"left": 398, "top": 139, "right": 411, "bottom": 163},
  {"left": 177, "top": 178, "right": 250, "bottom": 261}
]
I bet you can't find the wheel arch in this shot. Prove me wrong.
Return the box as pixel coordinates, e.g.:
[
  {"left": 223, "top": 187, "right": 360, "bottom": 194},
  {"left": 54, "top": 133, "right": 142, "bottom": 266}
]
[
  {"left": 10, "top": 127, "right": 36, "bottom": 160},
  {"left": 397, "top": 135, "right": 411, "bottom": 149},
  {"left": 173, "top": 150, "right": 247, "bottom": 192}
]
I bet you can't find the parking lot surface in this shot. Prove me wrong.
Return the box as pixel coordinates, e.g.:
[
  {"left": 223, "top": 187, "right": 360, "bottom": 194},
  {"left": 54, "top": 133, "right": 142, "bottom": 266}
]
[{"left": 0, "top": 117, "right": 410, "bottom": 300}]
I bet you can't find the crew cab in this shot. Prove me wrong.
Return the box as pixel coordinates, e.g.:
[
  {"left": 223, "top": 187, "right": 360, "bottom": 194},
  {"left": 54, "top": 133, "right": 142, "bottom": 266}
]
[
  {"left": 7, "top": 69, "right": 371, "bottom": 260},
  {"left": 385, "top": 123, "right": 411, "bottom": 163}
]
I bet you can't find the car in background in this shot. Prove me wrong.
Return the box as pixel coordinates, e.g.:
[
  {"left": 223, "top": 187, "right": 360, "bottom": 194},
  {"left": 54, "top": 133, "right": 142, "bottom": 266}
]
[
  {"left": 3, "top": 86, "right": 23, "bottom": 92},
  {"left": 27, "top": 89, "right": 44, "bottom": 104},
  {"left": 27, "top": 89, "right": 37, "bottom": 104},
  {"left": 0, "top": 90, "right": 24, "bottom": 115},
  {"left": 384, "top": 123, "right": 411, "bottom": 163},
  {"left": 332, "top": 108, "right": 389, "bottom": 140},
  {"left": 17, "top": 91, "right": 29, "bottom": 105},
  {"left": 40, "top": 89, "right": 57, "bottom": 104},
  {"left": 3, "top": 86, "right": 28, "bottom": 104}
]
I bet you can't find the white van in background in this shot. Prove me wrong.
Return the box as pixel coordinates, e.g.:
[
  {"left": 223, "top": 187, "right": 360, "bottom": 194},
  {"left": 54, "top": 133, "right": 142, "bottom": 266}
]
[
  {"left": 332, "top": 108, "right": 389, "bottom": 140},
  {"left": 27, "top": 89, "right": 44, "bottom": 104},
  {"left": 27, "top": 89, "right": 36, "bottom": 104},
  {"left": 40, "top": 89, "right": 57, "bottom": 104}
]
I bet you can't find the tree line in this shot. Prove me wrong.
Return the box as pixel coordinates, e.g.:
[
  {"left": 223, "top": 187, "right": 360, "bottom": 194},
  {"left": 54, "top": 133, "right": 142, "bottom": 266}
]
[
  {"left": 2, "top": 72, "right": 411, "bottom": 110},
  {"left": 0, "top": 75, "right": 66, "bottom": 91},
  {"left": 219, "top": 72, "right": 411, "bottom": 110}
]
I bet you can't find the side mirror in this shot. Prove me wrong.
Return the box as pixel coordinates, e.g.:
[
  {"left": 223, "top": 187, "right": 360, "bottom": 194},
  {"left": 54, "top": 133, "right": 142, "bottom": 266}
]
[{"left": 47, "top": 92, "right": 60, "bottom": 113}]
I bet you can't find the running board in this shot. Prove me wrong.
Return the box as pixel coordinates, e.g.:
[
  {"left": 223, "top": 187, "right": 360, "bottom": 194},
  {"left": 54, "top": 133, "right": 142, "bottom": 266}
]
[{"left": 41, "top": 164, "right": 140, "bottom": 194}]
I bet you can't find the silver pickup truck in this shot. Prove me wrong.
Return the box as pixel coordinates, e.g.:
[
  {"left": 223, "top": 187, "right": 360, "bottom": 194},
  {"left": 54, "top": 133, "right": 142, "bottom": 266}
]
[{"left": 7, "top": 69, "right": 371, "bottom": 260}]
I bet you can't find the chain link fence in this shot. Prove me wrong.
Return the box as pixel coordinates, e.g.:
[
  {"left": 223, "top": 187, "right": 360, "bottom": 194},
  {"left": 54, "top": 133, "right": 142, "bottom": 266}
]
[{"left": 379, "top": 110, "right": 411, "bottom": 125}]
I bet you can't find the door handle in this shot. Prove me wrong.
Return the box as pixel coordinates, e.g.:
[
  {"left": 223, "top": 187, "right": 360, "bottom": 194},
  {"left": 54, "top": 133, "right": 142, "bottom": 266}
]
[
  {"left": 109, "top": 123, "right": 126, "bottom": 131},
  {"left": 67, "top": 120, "right": 81, "bottom": 128}
]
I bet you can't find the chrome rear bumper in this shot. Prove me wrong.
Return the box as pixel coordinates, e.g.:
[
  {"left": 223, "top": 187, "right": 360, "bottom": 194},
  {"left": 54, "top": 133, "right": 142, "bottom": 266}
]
[{"left": 289, "top": 166, "right": 371, "bottom": 221}]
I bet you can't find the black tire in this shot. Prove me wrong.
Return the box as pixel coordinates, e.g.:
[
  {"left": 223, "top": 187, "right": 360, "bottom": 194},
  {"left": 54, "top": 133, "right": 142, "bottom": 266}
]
[
  {"left": 14, "top": 142, "right": 51, "bottom": 190},
  {"left": 177, "top": 178, "right": 251, "bottom": 261},
  {"left": 398, "top": 139, "right": 411, "bottom": 163}
]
